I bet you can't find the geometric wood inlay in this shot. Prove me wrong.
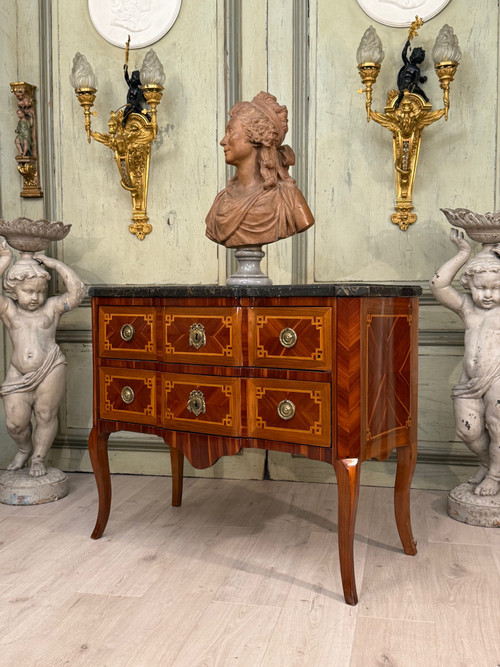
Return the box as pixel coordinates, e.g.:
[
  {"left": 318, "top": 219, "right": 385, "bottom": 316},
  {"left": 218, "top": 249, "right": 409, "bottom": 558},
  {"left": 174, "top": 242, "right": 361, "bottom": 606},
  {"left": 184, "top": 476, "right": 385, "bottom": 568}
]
[
  {"left": 247, "top": 378, "right": 331, "bottom": 447},
  {"left": 99, "top": 367, "right": 156, "bottom": 425},
  {"left": 164, "top": 307, "right": 242, "bottom": 366},
  {"left": 99, "top": 306, "right": 156, "bottom": 359},
  {"left": 364, "top": 310, "right": 414, "bottom": 459},
  {"left": 248, "top": 306, "right": 333, "bottom": 370},
  {"left": 162, "top": 372, "right": 241, "bottom": 437}
]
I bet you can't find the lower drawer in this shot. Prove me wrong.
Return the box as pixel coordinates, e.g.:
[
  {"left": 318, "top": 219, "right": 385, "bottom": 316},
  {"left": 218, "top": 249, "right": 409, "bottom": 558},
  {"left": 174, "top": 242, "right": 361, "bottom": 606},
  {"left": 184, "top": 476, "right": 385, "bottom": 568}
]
[
  {"left": 247, "top": 378, "right": 331, "bottom": 447},
  {"left": 162, "top": 373, "right": 241, "bottom": 437},
  {"left": 99, "top": 368, "right": 157, "bottom": 425}
]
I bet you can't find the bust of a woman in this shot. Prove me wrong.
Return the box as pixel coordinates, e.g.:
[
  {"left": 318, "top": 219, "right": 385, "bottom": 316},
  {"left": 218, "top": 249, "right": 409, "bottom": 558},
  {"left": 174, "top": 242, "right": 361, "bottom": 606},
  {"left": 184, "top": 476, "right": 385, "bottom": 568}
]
[{"left": 205, "top": 92, "right": 314, "bottom": 248}]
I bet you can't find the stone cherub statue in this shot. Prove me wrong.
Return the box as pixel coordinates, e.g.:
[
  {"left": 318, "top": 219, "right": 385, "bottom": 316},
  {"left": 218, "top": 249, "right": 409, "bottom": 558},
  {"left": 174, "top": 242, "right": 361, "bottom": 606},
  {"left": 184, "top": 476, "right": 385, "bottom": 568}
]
[
  {"left": 430, "top": 229, "right": 500, "bottom": 497},
  {"left": 0, "top": 240, "right": 85, "bottom": 477},
  {"left": 205, "top": 91, "right": 314, "bottom": 248}
]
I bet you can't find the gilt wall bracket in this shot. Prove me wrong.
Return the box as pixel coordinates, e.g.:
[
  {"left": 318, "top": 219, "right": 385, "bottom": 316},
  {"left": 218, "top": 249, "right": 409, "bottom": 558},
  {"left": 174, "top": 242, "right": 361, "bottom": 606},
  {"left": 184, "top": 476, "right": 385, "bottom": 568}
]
[
  {"left": 357, "top": 18, "right": 461, "bottom": 230},
  {"left": 10, "top": 82, "right": 43, "bottom": 198}
]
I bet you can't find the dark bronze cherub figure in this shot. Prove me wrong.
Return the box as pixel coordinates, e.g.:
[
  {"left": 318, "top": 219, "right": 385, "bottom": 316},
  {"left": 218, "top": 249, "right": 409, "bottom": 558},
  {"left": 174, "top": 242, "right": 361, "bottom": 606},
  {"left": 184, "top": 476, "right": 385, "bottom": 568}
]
[
  {"left": 122, "top": 67, "right": 150, "bottom": 126},
  {"left": 395, "top": 40, "right": 428, "bottom": 108}
]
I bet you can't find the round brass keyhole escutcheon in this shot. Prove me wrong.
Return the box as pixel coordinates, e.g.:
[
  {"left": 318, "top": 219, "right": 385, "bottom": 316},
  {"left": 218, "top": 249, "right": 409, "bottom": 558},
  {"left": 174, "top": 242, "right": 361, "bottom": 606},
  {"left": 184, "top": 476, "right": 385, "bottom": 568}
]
[
  {"left": 279, "top": 327, "right": 297, "bottom": 348},
  {"left": 189, "top": 323, "right": 207, "bottom": 350},
  {"left": 120, "top": 324, "right": 135, "bottom": 342},
  {"left": 277, "top": 399, "right": 295, "bottom": 421},
  {"left": 187, "top": 389, "right": 206, "bottom": 417},
  {"left": 121, "top": 386, "right": 135, "bottom": 404}
]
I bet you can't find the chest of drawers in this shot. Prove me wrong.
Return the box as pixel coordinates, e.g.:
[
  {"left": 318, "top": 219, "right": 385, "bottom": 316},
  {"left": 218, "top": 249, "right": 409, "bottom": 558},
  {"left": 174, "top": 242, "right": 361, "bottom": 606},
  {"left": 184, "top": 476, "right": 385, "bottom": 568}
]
[{"left": 88, "top": 283, "right": 421, "bottom": 605}]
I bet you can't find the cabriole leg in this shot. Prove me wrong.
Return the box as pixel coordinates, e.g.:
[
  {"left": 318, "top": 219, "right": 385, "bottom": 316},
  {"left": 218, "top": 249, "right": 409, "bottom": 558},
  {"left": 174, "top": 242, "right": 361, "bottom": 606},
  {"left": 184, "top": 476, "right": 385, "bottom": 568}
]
[
  {"left": 394, "top": 442, "right": 418, "bottom": 555},
  {"left": 88, "top": 426, "right": 111, "bottom": 539},
  {"left": 333, "top": 457, "right": 361, "bottom": 605}
]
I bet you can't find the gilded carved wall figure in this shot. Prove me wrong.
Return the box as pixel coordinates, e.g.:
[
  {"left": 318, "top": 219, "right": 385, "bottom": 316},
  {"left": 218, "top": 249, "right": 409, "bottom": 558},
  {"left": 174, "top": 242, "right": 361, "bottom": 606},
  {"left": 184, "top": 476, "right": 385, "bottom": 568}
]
[{"left": 10, "top": 82, "right": 43, "bottom": 198}]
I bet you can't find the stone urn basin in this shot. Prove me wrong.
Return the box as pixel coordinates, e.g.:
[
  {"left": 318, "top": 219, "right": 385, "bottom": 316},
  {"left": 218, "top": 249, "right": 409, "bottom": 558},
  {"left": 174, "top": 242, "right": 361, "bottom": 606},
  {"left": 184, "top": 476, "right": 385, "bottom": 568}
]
[
  {"left": 0, "top": 217, "right": 71, "bottom": 258},
  {"left": 441, "top": 208, "right": 500, "bottom": 245}
]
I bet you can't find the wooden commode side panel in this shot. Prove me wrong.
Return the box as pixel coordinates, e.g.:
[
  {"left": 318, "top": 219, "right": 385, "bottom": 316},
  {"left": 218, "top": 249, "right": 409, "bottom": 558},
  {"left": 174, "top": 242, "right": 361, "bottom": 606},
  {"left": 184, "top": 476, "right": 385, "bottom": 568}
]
[
  {"left": 247, "top": 378, "right": 331, "bottom": 447},
  {"left": 362, "top": 298, "right": 418, "bottom": 461},
  {"left": 99, "top": 367, "right": 157, "bottom": 425},
  {"left": 164, "top": 307, "right": 243, "bottom": 366},
  {"left": 248, "top": 306, "right": 333, "bottom": 370},
  {"left": 162, "top": 372, "right": 241, "bottom": 437},
  {"left": 98, "top": 306, "right": 157, "bottom": 360}
]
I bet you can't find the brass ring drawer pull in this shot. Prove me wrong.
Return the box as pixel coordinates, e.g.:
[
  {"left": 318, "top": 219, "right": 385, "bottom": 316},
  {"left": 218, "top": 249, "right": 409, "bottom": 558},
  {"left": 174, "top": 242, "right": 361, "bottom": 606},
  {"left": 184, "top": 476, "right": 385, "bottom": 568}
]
[
  {"left": 277, "top": 399, "right": 295, "bottom": 421},
  {"left": 279, "top": 327, "right": 297, "bottom": 348},
  {"left": 187, "top": 389, "right": 206, "bottom": 416},
  {"left": 189, "top": 323, "right": 207, "bottom": 349},
  {"left": 120, "top": 324, "right": 135, "bottom": 342},
  {"left": 121, "top": 386, "right": 135, "bottom": 404}
]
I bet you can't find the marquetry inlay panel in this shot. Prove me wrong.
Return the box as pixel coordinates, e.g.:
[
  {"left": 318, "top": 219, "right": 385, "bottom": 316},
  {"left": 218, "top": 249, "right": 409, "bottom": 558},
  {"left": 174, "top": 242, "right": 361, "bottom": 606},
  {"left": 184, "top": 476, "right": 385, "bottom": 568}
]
[
  {"left": 247, "top": 378, "right": 331, "bottom": 446},
  {"left": 248, "top": 307, "right": 333, "bottom": 370},
  {"left": 164, "top": 307, "right": 243, "bottom": 365},
  {"left": 99, "top": 306, "right": 156, "bottom": 359},
  {"left": 162, "top": 373, "right": 241, "bottom": 436},
  {"left": 364, "top": 312, "right": 413, "bottom": 458},
  {"left": 99, "top": 367, "right": 156, "bottom": 425}
]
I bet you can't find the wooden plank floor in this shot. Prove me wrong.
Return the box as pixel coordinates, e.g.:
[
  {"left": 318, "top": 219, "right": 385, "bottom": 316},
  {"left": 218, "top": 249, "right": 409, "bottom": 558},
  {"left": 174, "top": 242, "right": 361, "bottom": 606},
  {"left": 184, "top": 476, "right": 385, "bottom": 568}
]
[{"left": 0, "top": 473, "right": 498, "bottom": 666}]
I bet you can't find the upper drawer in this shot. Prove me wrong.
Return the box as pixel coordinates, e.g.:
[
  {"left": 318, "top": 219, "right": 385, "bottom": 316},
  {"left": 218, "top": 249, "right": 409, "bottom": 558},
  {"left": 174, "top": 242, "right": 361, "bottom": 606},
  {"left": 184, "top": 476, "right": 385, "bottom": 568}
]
[
  {"left": 248, "top": 307, "right": 332, "bottom": 370},
  {"left": 98, "top": 306, "right": 157, "bottom": 359},
  {"left": 99, "top": 367, "right": 157, "bottom": 425},
  {"left": 164, "top": 307, "right": 242, "bottom": 366}
]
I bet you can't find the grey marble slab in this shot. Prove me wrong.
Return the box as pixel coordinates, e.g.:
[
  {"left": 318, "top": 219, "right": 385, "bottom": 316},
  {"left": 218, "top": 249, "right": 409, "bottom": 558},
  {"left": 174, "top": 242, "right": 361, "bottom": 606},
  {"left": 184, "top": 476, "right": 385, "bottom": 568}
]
[{"left": 88, "top": 283, "right": 422, "bottom": 298}]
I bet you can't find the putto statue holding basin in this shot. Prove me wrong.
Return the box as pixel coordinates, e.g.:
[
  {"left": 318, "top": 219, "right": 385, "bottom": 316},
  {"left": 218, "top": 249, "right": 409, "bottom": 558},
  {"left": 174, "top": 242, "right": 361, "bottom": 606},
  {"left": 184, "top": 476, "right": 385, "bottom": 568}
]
[
  {"left": 431, "top": 208, "right": 500, "bottom": 526},
  {"left": 0, "top": 218, "right": 85, "bottom": 504}
]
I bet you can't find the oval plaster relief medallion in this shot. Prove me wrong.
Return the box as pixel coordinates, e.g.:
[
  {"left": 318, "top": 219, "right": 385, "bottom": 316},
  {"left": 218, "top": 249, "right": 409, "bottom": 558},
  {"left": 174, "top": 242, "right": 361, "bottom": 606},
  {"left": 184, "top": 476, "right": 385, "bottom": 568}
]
[
  {"left": 88, "top": 0, "right": 182, "bottom": 49},
  {"left": 356, "top": 0, "right": 451, "bottom": 27}
]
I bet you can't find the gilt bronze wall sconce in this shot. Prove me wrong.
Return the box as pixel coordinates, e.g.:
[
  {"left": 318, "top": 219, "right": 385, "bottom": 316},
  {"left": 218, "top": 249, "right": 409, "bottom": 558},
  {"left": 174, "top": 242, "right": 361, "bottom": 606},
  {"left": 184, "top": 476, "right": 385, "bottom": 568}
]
[
  {"left": 70, "top": 39, "right": 165, "bottom": 240},
  {"left": 357, "top": 18, "right": 461, "bottom": 231},
  {"left": 10, "top": 82, "right": 43, "bottom": 198}
]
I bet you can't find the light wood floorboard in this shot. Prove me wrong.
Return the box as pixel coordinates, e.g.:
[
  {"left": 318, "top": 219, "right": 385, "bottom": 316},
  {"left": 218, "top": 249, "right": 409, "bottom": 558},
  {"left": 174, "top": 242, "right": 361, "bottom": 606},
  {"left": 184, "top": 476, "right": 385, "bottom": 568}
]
[{"left": 0, "top": 473, "right": 498, "bottom": 666}]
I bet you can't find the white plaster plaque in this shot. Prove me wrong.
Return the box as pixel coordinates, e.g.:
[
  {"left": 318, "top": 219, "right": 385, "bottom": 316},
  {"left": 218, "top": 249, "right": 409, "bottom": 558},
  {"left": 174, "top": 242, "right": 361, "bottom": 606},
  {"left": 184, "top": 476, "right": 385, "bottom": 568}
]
[
  {"left": 356, "top": 0, "right": 451, "bottom": 27},
  {"left": 88, "top": 0, "right": 182, "bottom": 49}
]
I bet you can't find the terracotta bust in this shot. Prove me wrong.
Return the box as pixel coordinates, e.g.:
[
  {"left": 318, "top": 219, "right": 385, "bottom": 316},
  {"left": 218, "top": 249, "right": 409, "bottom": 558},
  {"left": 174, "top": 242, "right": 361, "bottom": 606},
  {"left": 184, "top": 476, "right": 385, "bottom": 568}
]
[{"left": 205, "top": 91, "right": 314, "bottom": 248}]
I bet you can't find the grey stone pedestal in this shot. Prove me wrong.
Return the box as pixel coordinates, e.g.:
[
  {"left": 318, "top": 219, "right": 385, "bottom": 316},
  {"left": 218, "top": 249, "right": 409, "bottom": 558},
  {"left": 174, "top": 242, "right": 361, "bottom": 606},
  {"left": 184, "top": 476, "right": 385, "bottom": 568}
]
[
  {"left": 0, "top": 467, "right": 69, "bottom": 505},
  {"left": 448, "top": 482, "right": 500, "bottom": 528},
  {"left": 226, "top": 245, "right": 272, "bottom": 286}
]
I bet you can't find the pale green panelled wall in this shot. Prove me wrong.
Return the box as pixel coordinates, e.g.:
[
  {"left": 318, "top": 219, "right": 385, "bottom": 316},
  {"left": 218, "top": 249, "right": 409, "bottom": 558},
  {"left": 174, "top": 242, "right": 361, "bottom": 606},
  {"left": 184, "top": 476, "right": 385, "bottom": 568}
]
[{"left": 0, "top": 0, "right": 492, "bottom": 487}]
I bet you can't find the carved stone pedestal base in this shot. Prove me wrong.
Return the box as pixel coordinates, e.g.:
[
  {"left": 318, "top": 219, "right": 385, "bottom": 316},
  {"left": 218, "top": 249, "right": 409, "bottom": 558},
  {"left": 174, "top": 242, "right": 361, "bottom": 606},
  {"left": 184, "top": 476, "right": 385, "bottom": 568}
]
[
  {"left": 0, "top": 467, "right": 69, "bottom": 505},
  {"left": 447, "top": 482, "right": 500, "bottom": 528},
  {"left": 227, "top": 245, "right": 272, "bottom": 286}
]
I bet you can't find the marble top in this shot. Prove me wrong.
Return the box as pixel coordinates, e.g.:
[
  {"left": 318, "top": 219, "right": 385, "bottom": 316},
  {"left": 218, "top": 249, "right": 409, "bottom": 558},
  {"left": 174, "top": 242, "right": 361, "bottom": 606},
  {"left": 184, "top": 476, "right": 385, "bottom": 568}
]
[{"left": 88, "top": 283, "right": 422, "bottom": 298}]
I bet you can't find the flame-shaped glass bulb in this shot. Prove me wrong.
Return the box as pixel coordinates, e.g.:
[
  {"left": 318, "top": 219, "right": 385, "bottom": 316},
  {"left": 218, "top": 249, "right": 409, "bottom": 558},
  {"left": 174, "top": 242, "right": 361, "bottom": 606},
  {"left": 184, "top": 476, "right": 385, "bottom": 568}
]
[
  {"left": 140, "top": 49, "right": 166, "bottom": 86},
  {"left": 70, "top": 52, "right": 98, "bottom": 90},
  {"left": 356, "top": 26, "right": 384, "bottom": 66},
  {"left": 432, "top": 25, "right": 462, "bottom": 64}
]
